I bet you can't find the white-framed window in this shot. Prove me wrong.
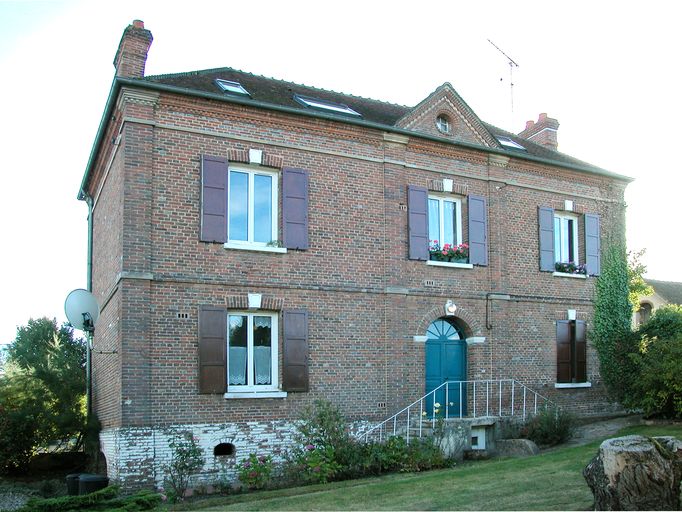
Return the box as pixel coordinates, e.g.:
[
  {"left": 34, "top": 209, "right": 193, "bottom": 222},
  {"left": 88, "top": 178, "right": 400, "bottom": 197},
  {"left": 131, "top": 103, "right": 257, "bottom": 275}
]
[
  {"left": 227, "top": 311, "right": 279, "bottom": 392},
  {"left": 227, "top": 165, "right": 278, "bottom": 248},
  {"left": 428, "top": 195, "right": 462, "bottom": 247},
  {"left": 554, "top": 212, "right": 579, "bottom": 263},
  {"left": 436, "top": 115, "right": 451, "bottom": 134}
]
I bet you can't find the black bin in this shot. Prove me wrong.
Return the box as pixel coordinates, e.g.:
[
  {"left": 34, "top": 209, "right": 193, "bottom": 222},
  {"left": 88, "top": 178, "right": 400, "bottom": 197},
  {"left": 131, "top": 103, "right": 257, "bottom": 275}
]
[
  {"left": 65, "top": 473, "right": 81, "bottom": 496},
  {"left": 78, "top": 474, "right": 109, "bottom": 495}
]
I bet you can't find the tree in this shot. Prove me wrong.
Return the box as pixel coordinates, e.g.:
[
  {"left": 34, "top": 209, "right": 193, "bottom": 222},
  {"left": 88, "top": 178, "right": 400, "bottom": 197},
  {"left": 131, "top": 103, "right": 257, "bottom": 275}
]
[
  {"left": 627, "top": 249, "right": 653, "bottom": 311},
  {"left": 0, "top": 318, "right": 86, "bottom": 473}
]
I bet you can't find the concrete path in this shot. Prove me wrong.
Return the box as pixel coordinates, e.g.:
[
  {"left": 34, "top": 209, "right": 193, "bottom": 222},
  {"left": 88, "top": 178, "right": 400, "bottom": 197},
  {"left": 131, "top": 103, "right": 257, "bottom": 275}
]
[{"left": 562, "top": 414, "right": 643, "bottom": 448}]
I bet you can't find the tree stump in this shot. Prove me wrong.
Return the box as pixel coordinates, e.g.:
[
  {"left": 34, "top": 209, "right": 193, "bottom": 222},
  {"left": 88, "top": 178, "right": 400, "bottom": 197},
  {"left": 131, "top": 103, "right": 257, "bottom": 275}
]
[{"left": 583, "top": 435, "right": 682, "bottom": 510}]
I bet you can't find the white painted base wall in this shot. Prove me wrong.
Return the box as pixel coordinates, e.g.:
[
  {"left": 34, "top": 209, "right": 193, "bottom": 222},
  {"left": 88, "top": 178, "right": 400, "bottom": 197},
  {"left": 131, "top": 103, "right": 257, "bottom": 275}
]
[{"left": 99, "top": 420, "right": 299, "bottom": 491}]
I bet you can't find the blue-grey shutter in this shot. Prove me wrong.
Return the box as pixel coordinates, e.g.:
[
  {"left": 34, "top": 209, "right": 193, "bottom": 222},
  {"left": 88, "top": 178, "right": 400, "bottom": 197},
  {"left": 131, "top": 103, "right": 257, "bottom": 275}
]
[
  {"left": 198, "top": 306, "right": 227, "bottom": 393},
  {"left": 200, "top": 155, "right": 228, "bottom": 243},
  {"left": 584, "top": 213, "right": 601, "bottom": 276},
  {"left": 282, "top": 168, "right": 309, "bottom": 250},
  {"left": 282, "top": 310, "right": 309, "bottom": 392},
  {"left": 538, "top": 206, "right": 555, "bottom": 271},
  {"left": 468, "top": 195, "right": 488, "bottom": 266},
  {"left": 408, "top": 185, "right": 429, "bottom": 260}
]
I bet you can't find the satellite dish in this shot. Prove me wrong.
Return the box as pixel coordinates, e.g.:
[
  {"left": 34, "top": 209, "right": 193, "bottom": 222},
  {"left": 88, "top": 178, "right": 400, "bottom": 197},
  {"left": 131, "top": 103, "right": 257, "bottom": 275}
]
[{"left": 65, "top": 289, "right": 100, "bottom": 332}]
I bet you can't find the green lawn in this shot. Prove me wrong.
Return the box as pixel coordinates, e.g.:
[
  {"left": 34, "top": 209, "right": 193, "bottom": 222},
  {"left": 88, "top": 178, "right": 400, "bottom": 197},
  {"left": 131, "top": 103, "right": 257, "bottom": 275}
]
[{"left": 173, "top": 424, "right": 682, "bottom": 511}]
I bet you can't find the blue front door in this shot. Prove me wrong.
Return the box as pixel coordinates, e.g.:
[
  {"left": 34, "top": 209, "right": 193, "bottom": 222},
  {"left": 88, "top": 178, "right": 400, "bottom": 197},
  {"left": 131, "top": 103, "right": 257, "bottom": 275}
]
[{"left": 425, "top": 319, "right": 467, "bottom": 417}]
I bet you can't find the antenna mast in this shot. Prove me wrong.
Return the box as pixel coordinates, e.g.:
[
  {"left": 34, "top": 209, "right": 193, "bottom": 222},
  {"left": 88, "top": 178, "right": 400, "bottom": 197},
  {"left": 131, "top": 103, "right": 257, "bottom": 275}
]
[{"left": 488, "top": 39, "right": 520, "bottom": 114}]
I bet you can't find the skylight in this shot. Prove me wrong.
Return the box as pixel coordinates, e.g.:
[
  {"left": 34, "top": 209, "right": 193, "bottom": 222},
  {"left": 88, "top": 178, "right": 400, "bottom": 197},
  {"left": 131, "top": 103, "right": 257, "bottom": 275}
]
[
  {"left": 294, "top": 94, "right": 361, "bottom": 117},
  {"left": 497, "top": 136, "right": 526, "bottom": 151},
  {"left": 215, "top": 79, "right": 250, "bottom": 96}
]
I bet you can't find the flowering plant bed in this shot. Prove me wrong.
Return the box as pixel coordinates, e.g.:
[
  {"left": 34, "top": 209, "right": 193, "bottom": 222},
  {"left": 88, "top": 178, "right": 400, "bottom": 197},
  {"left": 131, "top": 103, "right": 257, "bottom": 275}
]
[
  {"left": 554, "top": 262, "right": 587, "bottom": 275},
  {"left": 429, "top": 241, "right": 469, "bottom": 263}
]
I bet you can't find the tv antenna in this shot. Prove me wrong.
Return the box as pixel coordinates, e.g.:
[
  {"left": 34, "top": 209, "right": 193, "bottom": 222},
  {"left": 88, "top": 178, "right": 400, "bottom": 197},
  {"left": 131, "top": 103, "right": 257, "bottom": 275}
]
[{"left": 488, "top": 39, "right": 520, "bottom": 114}]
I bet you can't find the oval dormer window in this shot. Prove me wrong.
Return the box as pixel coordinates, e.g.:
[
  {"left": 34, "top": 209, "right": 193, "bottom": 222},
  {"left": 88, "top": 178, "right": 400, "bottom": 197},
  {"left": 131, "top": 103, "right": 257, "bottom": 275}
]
[{"left": 436, "top": 115, "right": 451, "bottom": 134}]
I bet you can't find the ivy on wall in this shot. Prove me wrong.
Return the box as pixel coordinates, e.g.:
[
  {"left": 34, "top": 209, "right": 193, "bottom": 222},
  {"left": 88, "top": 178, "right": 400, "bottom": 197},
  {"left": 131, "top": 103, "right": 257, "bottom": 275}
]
[{"left": 592, "top": 242, "right": 633, "bottom": 401}]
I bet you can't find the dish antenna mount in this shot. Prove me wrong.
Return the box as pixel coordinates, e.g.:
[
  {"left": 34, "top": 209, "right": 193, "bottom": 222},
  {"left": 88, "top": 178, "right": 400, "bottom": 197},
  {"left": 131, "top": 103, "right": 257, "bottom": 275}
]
[{"left": 64, "top": 289, "right": 99, "bottom": 333}]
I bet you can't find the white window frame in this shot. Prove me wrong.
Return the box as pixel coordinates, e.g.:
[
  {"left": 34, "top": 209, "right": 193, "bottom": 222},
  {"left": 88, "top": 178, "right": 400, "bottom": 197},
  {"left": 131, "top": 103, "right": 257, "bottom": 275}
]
[
  {"left": 436, "top": 115, "right": 451, "bottom": 134},
  {"left": 226, "top": 311, "right": 279, "bottom": 393},
  {"left": 226, "top": 165, "right": 279, "bottom": 249},
  {"left": 428, "top": 194, "right": 463, "bottom": 247},
  {"left": 554, "top": 212, "right": 579, "bottom": 264}
]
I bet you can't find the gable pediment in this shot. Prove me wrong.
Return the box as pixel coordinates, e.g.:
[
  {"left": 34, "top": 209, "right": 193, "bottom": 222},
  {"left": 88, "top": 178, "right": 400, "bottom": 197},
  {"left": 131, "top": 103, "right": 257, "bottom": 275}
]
[{"left": 396, "top": 84, "right": 498, "bottom": 147}]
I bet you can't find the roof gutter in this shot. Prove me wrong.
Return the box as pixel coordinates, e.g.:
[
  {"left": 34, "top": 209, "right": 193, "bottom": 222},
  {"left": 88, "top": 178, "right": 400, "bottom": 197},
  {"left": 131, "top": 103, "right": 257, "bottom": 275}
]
[{"left": 78, "top": 78, "right": 632, "bottom": 199}]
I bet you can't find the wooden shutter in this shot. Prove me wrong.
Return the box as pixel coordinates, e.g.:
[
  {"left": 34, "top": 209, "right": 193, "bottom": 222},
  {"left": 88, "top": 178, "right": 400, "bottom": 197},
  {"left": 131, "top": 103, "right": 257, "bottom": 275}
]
[
  {"left": 198, "top": 306, "right": 227, "bottom": 393},
  {"left": 468, "top": 195, "right": 488, "bottom": 266},
  {"left": 282, "top": 310, "right": 309, "bottom": 392},
  {"left": 584, "top": 214, "right": 601, "bottom": 276},
  {"left": 408, "top": 185, "right": 429, "bottom": 261},
  {"left": 556, "top": 320, "right": 571, "bottom": 383},
  {"left": 575, "top": 320, "right": 587, "bottom": 383},
  {"left": 282, "top": 168, "right": 309, "bottom": 250},
  {"left": 200, "top": 155, "right": 228, "bottom": 243},
  {"left": 538, "top": 206, "right": 555, "bottom": 272}
]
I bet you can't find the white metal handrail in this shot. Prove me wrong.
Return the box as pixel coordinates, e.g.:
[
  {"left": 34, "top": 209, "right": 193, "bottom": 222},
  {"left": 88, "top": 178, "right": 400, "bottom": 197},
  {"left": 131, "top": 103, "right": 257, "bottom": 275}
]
[{"left": 358, "top": 379, "right": 556, "bottom": 444}]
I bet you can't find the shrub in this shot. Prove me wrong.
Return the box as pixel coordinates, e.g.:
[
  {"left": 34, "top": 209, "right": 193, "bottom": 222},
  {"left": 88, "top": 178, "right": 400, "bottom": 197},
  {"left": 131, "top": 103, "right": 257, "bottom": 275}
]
[
  {"left": 20, "top": 486, "right": 162, "bottom": 512},
  {"left": 237, "top": 453, "right": 273, "bottom": 490},
  {"left": 637, "top": 304, "right": 682, "bottom": 341},
  {"left": 521, "top": 408, "right": 575, "bottom": 447},
  {"left": 162, "top": 431, "right": 205, "bottom": 502},
  {"left": 294, "top": 400, "right": 350, "bottom": 453},
  {"left": 627, "top": 334, "right": 682, "bottom": 419},
  {"left": 295, "top": 445, "right": 340, "bottom": 484}
]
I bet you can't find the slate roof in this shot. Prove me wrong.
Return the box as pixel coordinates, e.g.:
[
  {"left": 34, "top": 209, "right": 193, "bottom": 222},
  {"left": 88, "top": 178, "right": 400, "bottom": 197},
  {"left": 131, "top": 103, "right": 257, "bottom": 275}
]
[
  {"left": 139, "top": 67, "right": 626, "bottom": 178},
  {"left": 647, "top": 279, "right": 682, "bottom": 305}
]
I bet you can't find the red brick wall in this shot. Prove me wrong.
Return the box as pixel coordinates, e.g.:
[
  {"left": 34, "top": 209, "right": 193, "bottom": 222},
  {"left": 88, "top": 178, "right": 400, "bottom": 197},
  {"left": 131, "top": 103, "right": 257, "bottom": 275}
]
[{"left": 87, "top": 86, "right": 627, "bottom": 432}]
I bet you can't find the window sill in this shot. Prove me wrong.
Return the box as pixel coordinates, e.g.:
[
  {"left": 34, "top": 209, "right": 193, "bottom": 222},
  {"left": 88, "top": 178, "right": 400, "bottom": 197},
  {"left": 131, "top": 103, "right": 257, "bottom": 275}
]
[
  {"left": 224, "top": 242, "right": 287, "bottom": 254},
  {"left": 554, "top": 382, "right": 592, "bottom": 389},
  {"left": 224, "top": 390, "right": 288, "bottom": 399},
  {"left": 552, "top": 271, "right": 586, "bottom": 279},
  {"left": 427, "top": 260, "right": 473, "bottom": 269}
]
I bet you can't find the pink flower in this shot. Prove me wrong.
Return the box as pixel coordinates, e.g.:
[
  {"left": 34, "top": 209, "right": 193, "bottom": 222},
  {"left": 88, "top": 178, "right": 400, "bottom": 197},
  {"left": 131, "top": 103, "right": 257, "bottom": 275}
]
[{"left": 305, "top": 444, "right": 315, "bottom": 451}]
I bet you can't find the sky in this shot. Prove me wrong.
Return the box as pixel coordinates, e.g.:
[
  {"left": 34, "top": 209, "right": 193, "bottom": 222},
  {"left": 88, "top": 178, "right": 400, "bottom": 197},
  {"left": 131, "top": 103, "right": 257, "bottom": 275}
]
[{"left": 0, "top": 0, "right": 680, "bottom": 344}]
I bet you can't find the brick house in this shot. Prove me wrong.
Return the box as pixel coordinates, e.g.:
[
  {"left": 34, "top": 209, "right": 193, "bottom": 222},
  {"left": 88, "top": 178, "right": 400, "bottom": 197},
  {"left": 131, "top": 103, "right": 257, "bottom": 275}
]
[{"left": 79, "top": 21, "right": 631, "bottom": 489}]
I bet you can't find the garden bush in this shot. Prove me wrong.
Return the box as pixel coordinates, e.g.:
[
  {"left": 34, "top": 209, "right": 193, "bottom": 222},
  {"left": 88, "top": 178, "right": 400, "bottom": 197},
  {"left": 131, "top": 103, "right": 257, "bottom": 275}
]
[
  {"left": 520, "top": 408, "right": 575, "bottom": 447},
  {"left": 627, "top": 334, "right": 682, "bottom": 419},
  {"left": 161, "top": 431, "right": 205, "bottom": 502},
  {"left": 19, "top": 485, "right": 161, "bottom": 512},
  {"left": 236, "top": 453, "right": 273, "bottom": 490}
]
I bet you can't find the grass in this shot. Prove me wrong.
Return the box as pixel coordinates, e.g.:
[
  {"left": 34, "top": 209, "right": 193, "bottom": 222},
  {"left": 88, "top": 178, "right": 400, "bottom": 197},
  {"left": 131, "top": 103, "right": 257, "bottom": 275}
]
[{"left": 169, "top": 423, "right": 682, "bottom": 511}]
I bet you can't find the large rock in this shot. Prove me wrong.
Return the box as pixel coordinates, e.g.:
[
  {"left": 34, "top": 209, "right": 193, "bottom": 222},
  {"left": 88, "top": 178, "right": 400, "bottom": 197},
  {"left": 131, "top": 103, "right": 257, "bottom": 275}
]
[
  {"left": 495, "top": 438, "right": 539, "bottom": 458},
  {"left": 583, "top": 435, "right": 682, "bottom": 510}
]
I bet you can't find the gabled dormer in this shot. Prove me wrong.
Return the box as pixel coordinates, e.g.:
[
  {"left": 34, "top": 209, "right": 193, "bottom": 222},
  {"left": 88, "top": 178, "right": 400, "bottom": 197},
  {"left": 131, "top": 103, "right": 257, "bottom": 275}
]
[{"left": 395, "top": 83, "right": 498, "bottom": 147}]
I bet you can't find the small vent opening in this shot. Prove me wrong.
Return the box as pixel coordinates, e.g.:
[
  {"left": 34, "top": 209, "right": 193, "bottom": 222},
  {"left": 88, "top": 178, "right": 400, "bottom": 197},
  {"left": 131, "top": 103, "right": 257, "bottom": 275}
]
[{"left": 214, "top": 443, "right": 236, "bottom": 457}]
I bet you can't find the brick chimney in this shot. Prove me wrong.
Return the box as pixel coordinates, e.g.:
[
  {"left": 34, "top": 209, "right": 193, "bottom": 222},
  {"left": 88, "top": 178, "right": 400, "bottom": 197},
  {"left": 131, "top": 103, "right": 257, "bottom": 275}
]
[
  {"left": 518, "top": 113, "right": 560, "bottom": 151},
  {"left": 113, "top": 20, "right": 153, "bottom": 78}
]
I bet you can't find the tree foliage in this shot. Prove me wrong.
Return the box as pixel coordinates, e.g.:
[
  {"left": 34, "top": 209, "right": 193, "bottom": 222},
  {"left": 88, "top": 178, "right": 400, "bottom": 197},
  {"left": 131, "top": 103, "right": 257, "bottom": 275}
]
[
  {"left": 625, "top": 305, "right": 682, "bottom": 418},
  {"left": 627, "top": 249, "right": 653, "bottom": 311},
  {"left": 592, "top": 243, "right": 633, "bottom": 400},
  {"left": 0, "top": 318, "right": 86, "bottom": 474}
]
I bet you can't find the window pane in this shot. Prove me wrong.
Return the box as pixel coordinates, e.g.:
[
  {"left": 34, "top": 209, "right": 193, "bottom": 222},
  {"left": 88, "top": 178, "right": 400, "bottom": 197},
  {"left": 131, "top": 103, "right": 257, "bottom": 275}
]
[
  {"left": 567, "top": 218, "right": 575, "bottom": 262},
  {"left": 228, "top": 315, "right": 247, "bottom": 385},
  {"left": 253, "top": 316, "right": 272, "bottom": 385},
  {"left": 428, "top": 199, "right": 440, "bottom": 245},
  {"left": 554, "top": 217, "right": 563, "bottom": 262},
  {"left": 229, "top": 171, "right": 248, "bottom": 241},
  {"left": 254, "top": 174, "right": 273, "bottom": 243},
  {"left": 443, "top": 200, "right": 456, "bottom": 246}
]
